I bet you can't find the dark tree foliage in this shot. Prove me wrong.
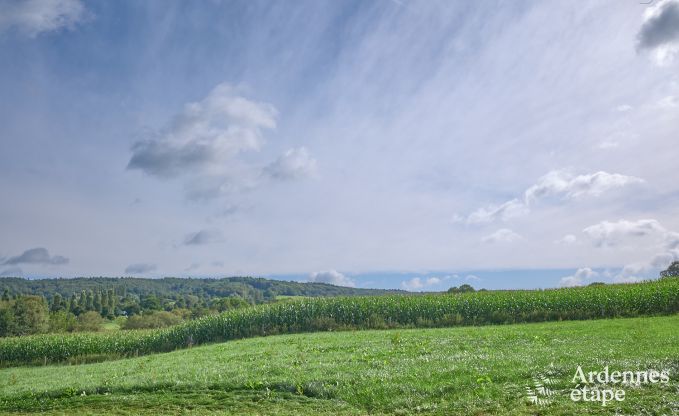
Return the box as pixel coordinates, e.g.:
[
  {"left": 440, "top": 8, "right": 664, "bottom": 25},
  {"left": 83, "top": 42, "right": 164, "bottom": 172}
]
[
  {"left": 12, "top": 296, "right": 49, "bottom": 336},
  {"left": 447, "top": 284, "right": 476, "bottom": 294},
  {"left": 660, "top": 261, "right": 679, "bottom": 279}
]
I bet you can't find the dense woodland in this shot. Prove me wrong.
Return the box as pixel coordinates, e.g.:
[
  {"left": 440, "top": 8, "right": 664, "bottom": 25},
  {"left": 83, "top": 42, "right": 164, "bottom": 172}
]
[{"left": 0, "top": 276, "right": 397, "bottom": 337}]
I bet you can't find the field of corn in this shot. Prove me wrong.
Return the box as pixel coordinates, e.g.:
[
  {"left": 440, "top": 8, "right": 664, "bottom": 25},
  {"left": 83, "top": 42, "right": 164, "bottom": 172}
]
[{"left": 1, "top": 278, "right": 678, "bottom": 367}]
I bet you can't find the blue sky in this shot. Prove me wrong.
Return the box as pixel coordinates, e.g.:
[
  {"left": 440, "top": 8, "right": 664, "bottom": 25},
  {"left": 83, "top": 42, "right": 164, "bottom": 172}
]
[{"left": 1, "top": 0, "right": 678, "bottom": 291}]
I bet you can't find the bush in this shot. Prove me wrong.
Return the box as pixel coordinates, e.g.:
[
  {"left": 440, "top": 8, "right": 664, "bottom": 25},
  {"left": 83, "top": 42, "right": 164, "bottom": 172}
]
[
  {"left": 122, "top": 311, "right": 182, "bottom": 330},
  {"left": 76, "top": 311, "right": 104, "bottom": 332}
]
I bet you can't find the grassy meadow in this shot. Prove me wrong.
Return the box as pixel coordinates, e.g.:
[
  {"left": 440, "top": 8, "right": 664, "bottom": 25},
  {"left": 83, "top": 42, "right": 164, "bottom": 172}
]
[{"left": 0, "top": 315, "right": 677, "bottom": 415}]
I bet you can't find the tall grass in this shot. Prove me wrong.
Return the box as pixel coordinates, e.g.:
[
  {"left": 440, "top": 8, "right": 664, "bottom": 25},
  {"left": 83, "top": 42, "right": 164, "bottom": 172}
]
[{"left": 1, "top": 278, "right": 678, "bottom": 367}]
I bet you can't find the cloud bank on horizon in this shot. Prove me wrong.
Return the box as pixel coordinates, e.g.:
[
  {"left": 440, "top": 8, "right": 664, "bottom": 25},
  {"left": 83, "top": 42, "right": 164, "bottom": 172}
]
[{"left": 0, "top": 0, "right": 678, "bottom": 290}]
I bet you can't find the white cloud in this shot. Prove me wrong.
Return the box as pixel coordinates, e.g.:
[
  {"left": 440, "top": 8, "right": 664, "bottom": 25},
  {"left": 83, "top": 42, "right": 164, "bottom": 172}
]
[
  {"left": 263, "top": 147, "right": 317, "bottom": 181},
  {"left": 637, "top": 0, "right": 679, "bottom": 65},
  {"left": 596, "top": 140, "right": 620, "bottom": 150},
  {"left": 464, "top": 274, "right": 480, "bottom": 282},
  {"left": 467, "top": 198, "right": 528, "bottom": 224},
  {"left": 308, "top": 270, "right": 355, "bottom": 287},
  {"left": 524, "top": 170, "right": 644, "bottom": 203},
  {"left": 400, "top": 276, "right": 443, "bottom": 291},
  {"left": 615, "top": 104, "right": 633, "bottom": 112},
  {"left": 559, "top": 267, "right": 599, "bottom": 287},
  {"left": 0, "top": 0, "right": 86, "bottom": 37},
  {"left": 481, "top": 228, "right": 522, "bottom": 244},
  {"left": 554, "top": 234, "right": 577, "bottom": 245},
  {"left": 461, "top": 170, "right": 643, "bottom": 224},
  {"left": 583, "top": 219, "right": 666, "bottom": 247},
  {"left": 581, "top": 219, "right": 679, "bottom": 282},
  {"left": 658, "top": 95, "right": 678, "bottom": 108},
  {"left": 128, "top": 83, "right": 317, "bottom": 200},
  {"left": 128, "top": 83, "right": 276, "bottom": 179}
]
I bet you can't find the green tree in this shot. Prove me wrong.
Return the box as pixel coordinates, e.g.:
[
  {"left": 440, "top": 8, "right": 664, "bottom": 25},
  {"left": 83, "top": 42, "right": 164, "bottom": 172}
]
[
  {"left": 107, "top": 289, "right": 117, "bottom": 314},
  {"left": 0, "top": 306, "right": 15, "bottom": 337},
  {"left": 69, "top": 293, "right": 79, "bottom": 315},
  {"left": 12, "top": 296, "right": 49, "bottom": 335},
  {"left": 93, "top": 291, "right": 102, "bottom": 313},
  {"left": 78, "top": 290, "right": 87, "bottom": 311},
  {"left": 85, "top": 290, "right": 94, "bottom": 311},
  {"left": 141, "top": 294, "right": 161, "bottom": 311},
  {"left": 50, "top": 293, "right": 64, "bottom": 312},
  {"left": 49, "top": 311, "right": 77, "bottom": 333},
  {"left": 1, "top": 289, "right": 9, "bottom": 302},
  {"left": 447, "top": 284, "right": 476, "bottom": 294}
]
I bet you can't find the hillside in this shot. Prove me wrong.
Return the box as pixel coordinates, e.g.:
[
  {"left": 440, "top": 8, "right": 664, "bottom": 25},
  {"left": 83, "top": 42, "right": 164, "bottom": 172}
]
[
  {"left": 1, "top": 315, "right": 677, "bottom": 415},
  {"left": 0, "top": 276, "right": 398, "bottom": 300}
]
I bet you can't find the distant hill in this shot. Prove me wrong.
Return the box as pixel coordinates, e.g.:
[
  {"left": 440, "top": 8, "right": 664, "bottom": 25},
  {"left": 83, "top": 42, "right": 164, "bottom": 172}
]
[{"left": 0, "top": 276, "right": 400, "bottom": 302}]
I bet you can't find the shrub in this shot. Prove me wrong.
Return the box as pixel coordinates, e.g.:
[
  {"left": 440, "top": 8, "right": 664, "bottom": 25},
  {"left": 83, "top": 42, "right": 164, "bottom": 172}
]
[
  {"left": 76, "top": 311, "right": 104, "bottom": 332},
  {"left": 122, "top": 311, "right": 182, "bottom": 330}
]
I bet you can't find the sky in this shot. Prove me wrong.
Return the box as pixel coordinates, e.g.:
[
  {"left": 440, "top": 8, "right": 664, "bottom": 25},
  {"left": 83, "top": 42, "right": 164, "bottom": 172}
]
[{"left": 0, "top": 0, "right": 678, "bottom": 291}]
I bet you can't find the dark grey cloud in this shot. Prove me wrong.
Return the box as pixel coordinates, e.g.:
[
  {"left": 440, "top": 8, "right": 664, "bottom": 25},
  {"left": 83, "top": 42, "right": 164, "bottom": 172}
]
[
  {"left": 184, "top": 229, "right": 222, "bottom": 246},
  {"left": 637, "top": 1, "right": 679, "bottom": 50},
  {"left": 124, "top": 263, "right": 157, "bottom": 274},
  {"left": 4, "top": 247, "right": 69, "bottom": 265},
  {"left": 0, "top": 267, "right": 23, "bottom": 277},
  {"left": 127, "top": 140, "right": 214, "bottom": 178}
]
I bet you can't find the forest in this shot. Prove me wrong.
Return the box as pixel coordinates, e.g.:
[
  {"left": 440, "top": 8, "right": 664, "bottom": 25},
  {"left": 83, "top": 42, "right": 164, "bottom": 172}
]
[{"left": 0, "top": 276, "right": 397, "bottom": 336}]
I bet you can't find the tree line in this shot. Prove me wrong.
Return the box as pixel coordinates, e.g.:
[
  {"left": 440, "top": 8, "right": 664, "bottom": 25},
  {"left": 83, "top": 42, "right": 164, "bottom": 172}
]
[{"left": 0, "top": 277, "right": 398, "bottom": 337}]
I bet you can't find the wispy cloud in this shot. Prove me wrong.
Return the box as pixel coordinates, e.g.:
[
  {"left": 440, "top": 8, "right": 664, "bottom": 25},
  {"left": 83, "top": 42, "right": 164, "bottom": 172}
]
[
  {"left": 481, "top": 229, "right": 522, "bottom": 244},
  {"left": 183, "top": 229, "right": 223, "bottom": 246},
  {"left": 0, "top": 0, "right": 87, "bottom": 37},
  {"left": 263, "top": 147, "right": 317, "bottom": 181},
  {"left": 460, "top": 170, "right": 643, "bottom": 224}
]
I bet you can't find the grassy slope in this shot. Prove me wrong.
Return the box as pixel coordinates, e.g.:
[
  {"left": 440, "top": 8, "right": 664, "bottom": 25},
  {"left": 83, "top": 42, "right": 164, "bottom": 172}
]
[{"left": 1, "top": 315, "right": 678, "bottom": 415}]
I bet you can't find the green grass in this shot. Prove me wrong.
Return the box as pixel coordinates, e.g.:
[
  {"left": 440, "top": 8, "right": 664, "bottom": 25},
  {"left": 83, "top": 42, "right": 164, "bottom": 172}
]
[
  {"left": 2, "top": 278, "right": 678, "bottom": 367},
  {"left": 0, "top": 315, "right": 677, "bottom": 415}
]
